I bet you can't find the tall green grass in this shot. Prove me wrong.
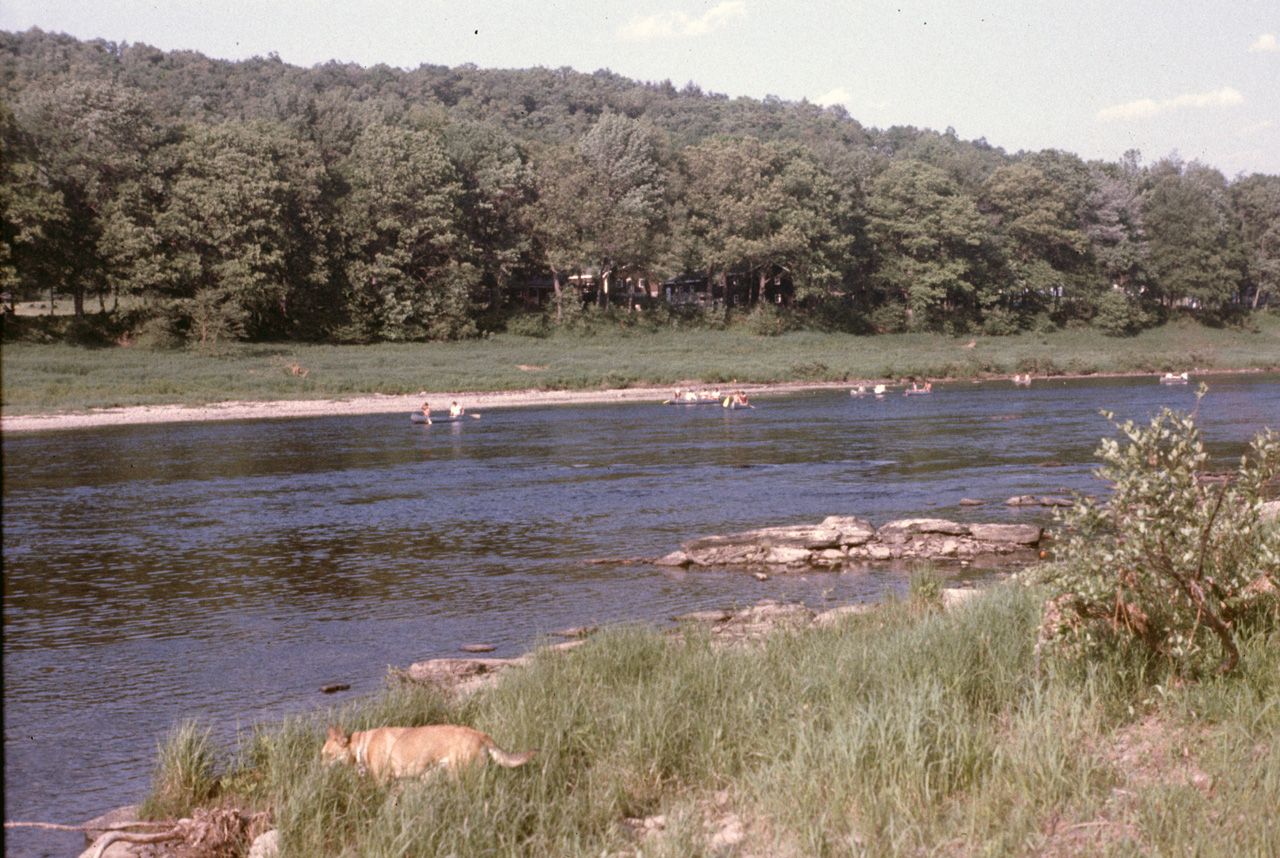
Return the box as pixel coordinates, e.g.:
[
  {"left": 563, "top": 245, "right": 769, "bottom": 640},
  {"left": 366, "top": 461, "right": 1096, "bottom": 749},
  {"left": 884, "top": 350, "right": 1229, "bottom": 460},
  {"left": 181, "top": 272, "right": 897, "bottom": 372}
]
[
  {"left": 4, "top": 316, "right": 1278, "bottom": 414},
  {"left": 143, "top": 584, "right": 1280, "bottom": 856}
]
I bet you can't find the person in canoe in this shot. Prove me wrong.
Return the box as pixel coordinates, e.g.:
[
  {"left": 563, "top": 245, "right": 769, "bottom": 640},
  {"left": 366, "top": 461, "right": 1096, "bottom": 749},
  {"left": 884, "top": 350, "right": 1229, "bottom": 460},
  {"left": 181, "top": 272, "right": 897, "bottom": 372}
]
[
  {"left": 450, "top": 401, "right": 466, "bottom": 419},
  {"left": 420, "top": 402, "right": 432, "bottom": 423}
]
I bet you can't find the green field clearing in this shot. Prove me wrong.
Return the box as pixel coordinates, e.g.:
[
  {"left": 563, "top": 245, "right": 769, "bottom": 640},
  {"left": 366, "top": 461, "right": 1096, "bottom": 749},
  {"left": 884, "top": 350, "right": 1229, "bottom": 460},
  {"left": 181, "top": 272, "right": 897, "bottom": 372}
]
[{"left": 3, "top": 317, "right": 1278, "bottom": 415}]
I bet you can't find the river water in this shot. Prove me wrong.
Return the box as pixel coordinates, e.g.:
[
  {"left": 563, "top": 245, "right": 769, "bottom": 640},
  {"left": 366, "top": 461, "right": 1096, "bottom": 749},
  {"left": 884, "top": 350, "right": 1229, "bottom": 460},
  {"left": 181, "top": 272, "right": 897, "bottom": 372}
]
[{"left": 4, "top": 374, "right": 1278, "bottom": 858}]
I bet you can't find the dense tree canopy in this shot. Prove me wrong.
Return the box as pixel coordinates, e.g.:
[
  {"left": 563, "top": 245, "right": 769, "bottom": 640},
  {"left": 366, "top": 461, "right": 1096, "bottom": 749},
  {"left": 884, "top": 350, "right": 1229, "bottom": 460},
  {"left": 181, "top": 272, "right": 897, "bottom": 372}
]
[{"left": 2, "top": 28, "right": 1276, "bottom": 344}]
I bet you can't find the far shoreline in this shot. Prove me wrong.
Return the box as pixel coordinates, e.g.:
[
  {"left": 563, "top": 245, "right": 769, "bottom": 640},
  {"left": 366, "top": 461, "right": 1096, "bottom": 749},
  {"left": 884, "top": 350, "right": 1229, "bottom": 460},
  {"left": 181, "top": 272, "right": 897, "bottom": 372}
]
[{"left": 3, "top": 368, "right": 1274, "bottom": 434}]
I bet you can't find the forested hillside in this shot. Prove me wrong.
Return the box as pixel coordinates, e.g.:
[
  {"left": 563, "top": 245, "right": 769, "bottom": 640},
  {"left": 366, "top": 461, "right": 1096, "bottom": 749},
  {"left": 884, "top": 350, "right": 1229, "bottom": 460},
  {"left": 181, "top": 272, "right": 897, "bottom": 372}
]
[{"left": 3, "top": 27, "right": 1278, "bottom": 345}]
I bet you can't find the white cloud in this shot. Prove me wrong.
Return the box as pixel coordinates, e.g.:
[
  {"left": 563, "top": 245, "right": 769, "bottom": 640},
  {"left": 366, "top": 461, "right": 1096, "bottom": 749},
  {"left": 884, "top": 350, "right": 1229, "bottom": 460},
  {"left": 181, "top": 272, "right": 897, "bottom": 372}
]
[
  {"left": 1248, "top": 33, "right": 1278, "bottom": 52},
  {"left": 1237, "top": 119, "right": 1273, "bottom": 137},
  {"left": 1096, "top": 87, "right": 1244, "bottom": 122},
  {"left": 814, "top": 87, "right": 853, "bottom": 107},
  {"left": 617, "top": 1, "right": 747, "bottom": 41}
]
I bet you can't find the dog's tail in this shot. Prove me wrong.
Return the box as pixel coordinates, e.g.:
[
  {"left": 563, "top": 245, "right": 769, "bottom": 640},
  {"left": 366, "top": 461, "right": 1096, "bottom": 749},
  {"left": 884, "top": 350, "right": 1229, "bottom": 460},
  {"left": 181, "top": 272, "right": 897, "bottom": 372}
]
[{"left": 485, "top": 741, "right": 537, "bottom": 768}]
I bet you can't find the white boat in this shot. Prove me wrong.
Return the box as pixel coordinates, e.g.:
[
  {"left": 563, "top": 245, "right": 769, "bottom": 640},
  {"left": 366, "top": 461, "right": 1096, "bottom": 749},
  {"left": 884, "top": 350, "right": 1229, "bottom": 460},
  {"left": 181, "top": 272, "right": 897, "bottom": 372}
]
[
  {"left": 666, "top": 393, "right": 724, "bottom": 405},
  {"left": 410, "top": 412, "right": 464, "bottom": 424},
  {"left": 1160, "top": 372, "right": 1189, "bottom": 384}
]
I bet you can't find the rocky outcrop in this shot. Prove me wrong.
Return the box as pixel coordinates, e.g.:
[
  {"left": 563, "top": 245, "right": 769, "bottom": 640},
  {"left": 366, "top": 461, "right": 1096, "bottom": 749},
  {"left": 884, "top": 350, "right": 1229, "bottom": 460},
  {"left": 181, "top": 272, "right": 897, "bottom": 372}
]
[
  {"left": 1005, "top": 495, "right": 1074, "bottom": 507},
  {"left": 654, "top": 515, "right": 1043, "bottom": 571},
  {"left": 392, "top": 639, "right": 586, "bottom": 696},
  {"left": 394, "top": 600, "right": 899, "bottom": 696}
]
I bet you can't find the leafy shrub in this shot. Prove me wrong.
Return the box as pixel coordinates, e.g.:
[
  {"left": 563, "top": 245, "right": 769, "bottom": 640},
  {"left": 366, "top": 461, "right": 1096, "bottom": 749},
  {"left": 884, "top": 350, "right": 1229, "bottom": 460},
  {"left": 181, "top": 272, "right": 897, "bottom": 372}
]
[
  {"left": 980, "top": 306, "right": 1023, "bottom": 336},
  {"left": 869, "top": 300, "right": 908, "bottom": 334},
  {"left": 787, "top": 360, "right": 831, "bottom": 381},
  {"left": 1016, "top": 355, "right": 1061, "bottom": 376},
  {"left": 504, "top": 311, "right": 550, "bottom": 338},
  {"left": 1092, "top": 289, "right": 1150, "bottom": 336},
  {"left": 744, "top": 302, "right": 793, "bottom": 336},
  {"left": 1032, "top": 386, "right": 1280, "bottom": 676}
]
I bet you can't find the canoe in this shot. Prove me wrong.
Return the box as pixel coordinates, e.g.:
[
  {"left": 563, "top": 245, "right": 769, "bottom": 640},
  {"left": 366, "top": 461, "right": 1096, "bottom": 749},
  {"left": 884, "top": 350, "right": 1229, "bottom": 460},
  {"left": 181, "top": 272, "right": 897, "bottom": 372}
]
[
  {"left": 1159, "top": 373, "right": 1189, "bottom": 384},
  {"left": 666, "top": 398, "right": 724, "bottom": 406},
  {"left": 410, "top": 413, "right": 463, "bottom": 424}
]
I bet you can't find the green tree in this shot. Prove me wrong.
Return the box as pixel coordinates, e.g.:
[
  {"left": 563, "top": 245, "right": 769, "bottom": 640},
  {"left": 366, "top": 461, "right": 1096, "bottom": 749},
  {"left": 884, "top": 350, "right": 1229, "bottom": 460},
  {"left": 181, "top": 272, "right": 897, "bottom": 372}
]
[
  {"left": 1142, "top": 158, "right": 1242, "bottom": 311},
  {"left": 1229, "top": 174, "right": 1280, "bottom": 310},
  {"left": 527, "top": 142, "right": 594, "bottom": 324},
  {"left": 865, "top": 160, "right": 995, "bottom": 330},
  {"left": 338, "top": 123, "right": 476, "bottom": 340},
  {"left": 156, "top": 121, "right": 333, "bottom": 340},
  {"left": 1083, "top": 162, "right": 1149, "bottom": 290},
  {"left": 981, "top": 161, "right": 1090, "bottom": 315},
  {"left": 576, "top": 111, "right": 667, "bottom": 304},
  {"left": 3, "top": 80, "right": 162, "bottom": 315},
  {"left": 681, "top": 136, "right": 848, "bottom": 305},
  {"left": 439, "top": 117, "right": 536, "bottom": 315}
]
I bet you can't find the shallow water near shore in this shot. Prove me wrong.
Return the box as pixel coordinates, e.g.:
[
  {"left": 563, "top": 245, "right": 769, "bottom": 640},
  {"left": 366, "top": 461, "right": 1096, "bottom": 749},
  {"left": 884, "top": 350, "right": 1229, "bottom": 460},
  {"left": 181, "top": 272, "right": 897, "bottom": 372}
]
[{"left": 4, "top": 373, "right": 1278, "bottom": 858}]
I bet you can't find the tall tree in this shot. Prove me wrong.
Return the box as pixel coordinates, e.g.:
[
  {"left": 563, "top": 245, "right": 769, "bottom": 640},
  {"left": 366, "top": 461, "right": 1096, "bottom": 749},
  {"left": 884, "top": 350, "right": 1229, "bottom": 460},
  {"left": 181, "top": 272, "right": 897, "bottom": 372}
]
[
  {"left": 157, "top": 120, "right": 333, "bottom": 340},
  {"left": 4, "top": 80, "right": 161, "bottom": 315},
  {"left": 1229, "top": 174, "right": 1280, "bottom": 309},
  {"left": 439, "top": 116, "right": 536, "bottom": 314},
  {"left": 981, "top": 161, "right": 1090, "bottom": 310},
  {"left": 338, "top": 123, "right": 476, "bottom": 340},
  {"left": 865, "top": 159, "right": 995, "bottom": 329},
  {"left": 681, "top": 136, "right": 848, "bottom": 304},
  {"left": 1142, "top": 158, "right": 1241, "bottom": 310},
  {"left": 527, "top": 141, "right": 594, "bottom": 323},
  {"left": 577, "top": 111, "right": 666, "bottom": 303},
  {"left": 1083, "top": 163, "right": 1149, "bottom": 290}
]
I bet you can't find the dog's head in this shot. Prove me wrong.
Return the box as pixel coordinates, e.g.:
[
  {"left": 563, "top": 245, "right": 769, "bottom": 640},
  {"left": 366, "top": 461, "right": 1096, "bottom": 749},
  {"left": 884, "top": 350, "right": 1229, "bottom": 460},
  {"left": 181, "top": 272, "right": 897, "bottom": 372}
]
[{"left": 321, "top": 725, "right": 355, "bottom": 766}]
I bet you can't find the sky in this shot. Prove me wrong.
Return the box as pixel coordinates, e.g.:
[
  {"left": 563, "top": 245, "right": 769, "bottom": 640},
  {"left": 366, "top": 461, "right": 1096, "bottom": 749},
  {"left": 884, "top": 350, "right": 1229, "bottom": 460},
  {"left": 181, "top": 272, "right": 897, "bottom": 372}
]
[{"left": 3, "top": 0, "right": 1278, "bottom": 177}]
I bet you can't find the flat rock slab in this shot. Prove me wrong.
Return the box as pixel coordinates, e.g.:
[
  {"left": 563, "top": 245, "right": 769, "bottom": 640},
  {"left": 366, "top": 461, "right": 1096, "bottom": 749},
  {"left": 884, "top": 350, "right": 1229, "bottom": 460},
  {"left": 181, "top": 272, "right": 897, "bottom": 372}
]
[
  {"left": 660, "top": 516, "right": 1044, "bottom": 571},
  {"left": 1006, "top": 495, "right": 1073, "bottom": 507}
]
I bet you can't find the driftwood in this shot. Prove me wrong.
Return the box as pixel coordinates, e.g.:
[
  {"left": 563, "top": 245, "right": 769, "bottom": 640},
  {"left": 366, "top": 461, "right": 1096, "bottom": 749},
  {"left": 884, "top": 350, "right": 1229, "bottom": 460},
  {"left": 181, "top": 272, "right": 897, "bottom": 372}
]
[
  {"left": 85, "top": 827, "right": 184, "bottom": 858},
  {"left": 8, "top": 807, "right": 272, "bottom": 858}
]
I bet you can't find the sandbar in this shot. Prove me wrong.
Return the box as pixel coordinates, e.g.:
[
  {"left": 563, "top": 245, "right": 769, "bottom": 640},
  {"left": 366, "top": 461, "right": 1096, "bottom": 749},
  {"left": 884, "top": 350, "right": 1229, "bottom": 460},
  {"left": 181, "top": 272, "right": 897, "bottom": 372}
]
[{"left": 0, "top": 383, "right": 816, "bottom": 433}]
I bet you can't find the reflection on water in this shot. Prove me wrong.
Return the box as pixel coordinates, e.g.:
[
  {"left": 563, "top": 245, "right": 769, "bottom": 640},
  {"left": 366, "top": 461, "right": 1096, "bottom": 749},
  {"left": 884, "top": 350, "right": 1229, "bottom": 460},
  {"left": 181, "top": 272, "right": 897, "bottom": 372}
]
[{"left": 4, "top": 373, "right": 1277, "bottom": 858}]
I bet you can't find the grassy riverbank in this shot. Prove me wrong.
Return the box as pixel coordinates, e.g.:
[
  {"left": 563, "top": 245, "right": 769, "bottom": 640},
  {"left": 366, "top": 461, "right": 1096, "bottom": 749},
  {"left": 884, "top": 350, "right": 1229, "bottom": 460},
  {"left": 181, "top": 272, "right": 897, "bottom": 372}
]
[
  {"left": 4, "top": 316, "right": 1279, "bottom": 415},
  {"left": 147, "top": 582, "right": 1280, "bottom": 857}
]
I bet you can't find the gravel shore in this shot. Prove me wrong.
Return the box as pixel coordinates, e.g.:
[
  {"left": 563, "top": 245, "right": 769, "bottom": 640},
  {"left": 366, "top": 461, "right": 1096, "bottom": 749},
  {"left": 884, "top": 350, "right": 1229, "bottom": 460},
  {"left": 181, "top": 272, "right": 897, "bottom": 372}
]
[{"left": 0, "top": 382, "right": 818, "bottom": 433}]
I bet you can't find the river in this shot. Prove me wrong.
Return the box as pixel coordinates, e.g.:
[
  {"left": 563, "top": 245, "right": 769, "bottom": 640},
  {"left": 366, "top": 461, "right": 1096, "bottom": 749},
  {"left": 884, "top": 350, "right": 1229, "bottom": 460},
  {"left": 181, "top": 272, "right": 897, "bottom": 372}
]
[{"left": 4, "top": 373, "right": 1278, "bottom": 858}]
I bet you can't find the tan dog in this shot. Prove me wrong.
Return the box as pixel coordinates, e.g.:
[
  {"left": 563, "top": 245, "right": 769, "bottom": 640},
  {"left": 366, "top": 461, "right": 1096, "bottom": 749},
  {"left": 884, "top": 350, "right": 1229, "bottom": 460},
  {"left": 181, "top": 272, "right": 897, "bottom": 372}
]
[{"left": 322, "top": 724, "right": 536, "bottom": 779}]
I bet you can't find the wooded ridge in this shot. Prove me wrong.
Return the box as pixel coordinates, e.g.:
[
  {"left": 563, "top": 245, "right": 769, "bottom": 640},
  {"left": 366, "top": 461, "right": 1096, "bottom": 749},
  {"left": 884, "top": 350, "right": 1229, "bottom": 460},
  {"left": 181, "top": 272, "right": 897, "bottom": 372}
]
[{"left": 3, "top": 27, "right": 1278, "bottom": 346}]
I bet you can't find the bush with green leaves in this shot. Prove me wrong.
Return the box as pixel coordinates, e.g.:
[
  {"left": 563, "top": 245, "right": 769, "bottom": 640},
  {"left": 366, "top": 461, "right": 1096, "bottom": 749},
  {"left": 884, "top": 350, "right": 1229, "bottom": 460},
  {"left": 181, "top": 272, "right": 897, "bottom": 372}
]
[{"left": 1033, "top": 386, "right": 1280, "bottom": 676}]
